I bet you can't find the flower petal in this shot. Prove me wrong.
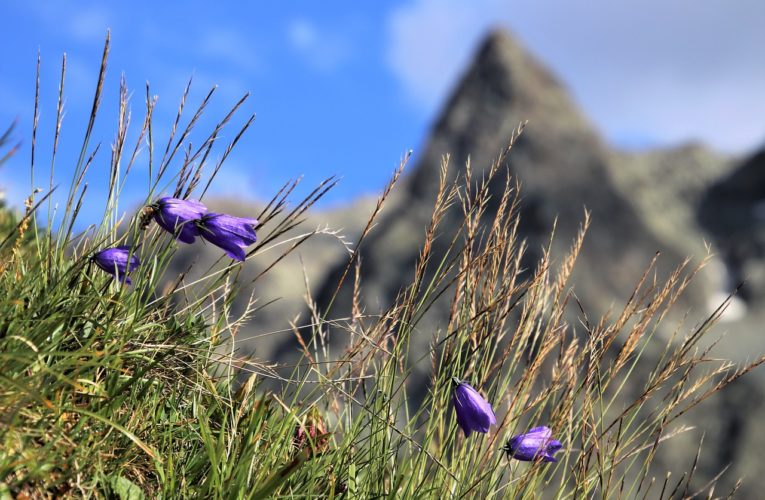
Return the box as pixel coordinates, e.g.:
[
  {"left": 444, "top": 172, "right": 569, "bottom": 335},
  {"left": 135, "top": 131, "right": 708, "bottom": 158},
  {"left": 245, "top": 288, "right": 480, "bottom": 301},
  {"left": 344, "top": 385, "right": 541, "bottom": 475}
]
[
  {"left": 505, "top": 427, "right": 562, "bottom": 462},
  {"left": 198, "top": 213, "right": 258, "bottom": 261},
  {"left": 93, "top": 246, "right": 140, "bottom": 285},
  {"left": 204, "top": 213, "right": 258, "bottom": 243},
  {"left": 452, "top": 381, "right": 495, "bottom": 436},
  {"left": 154, "top": 197, "right": 208, "bottom": 243}
]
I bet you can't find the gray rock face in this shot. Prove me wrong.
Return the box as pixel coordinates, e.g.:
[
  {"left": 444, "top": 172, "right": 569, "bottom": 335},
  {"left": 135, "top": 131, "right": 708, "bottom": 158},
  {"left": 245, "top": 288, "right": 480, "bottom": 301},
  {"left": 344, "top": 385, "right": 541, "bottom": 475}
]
[
  {"left": 312, "top": 30, "right": 694, "bottom": 339},
  {"left": 699, "top": 149, "right": 765, "bottom": 303},
  {"left": 295, "top": 30, "right": 762, "bottom": 495},
  {"left": 164, "top": 196, "right": 376, "bottom": 363},
  {"left": 611, "top": 144, "right": 735, "bottom": 261},
  {"left": 177, "top": 29, "right": 763, "bottom": 496}
]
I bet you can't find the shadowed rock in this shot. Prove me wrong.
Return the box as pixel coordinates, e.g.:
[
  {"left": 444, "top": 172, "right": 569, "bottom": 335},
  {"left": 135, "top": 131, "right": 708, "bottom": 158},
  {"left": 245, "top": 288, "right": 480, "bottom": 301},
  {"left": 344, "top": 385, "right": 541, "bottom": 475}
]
[
  {"left": 167, "top": 29, "right": 763, "bottom": 496},
  {"left": 308, "top": 30, "right": 695, "bottom": 350},
  {"left": 699, "top": 148, "right": 765, "bottom": 303},
  {"left": 294, "top": 29, "right": 760, "bottom": 496}
]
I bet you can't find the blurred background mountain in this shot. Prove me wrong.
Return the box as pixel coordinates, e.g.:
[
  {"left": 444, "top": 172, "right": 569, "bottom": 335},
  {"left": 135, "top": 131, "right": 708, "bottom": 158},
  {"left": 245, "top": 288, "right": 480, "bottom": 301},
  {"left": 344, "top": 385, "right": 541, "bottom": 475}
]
[
  {"left": 163, "top": 31, "right": 765, "bottom": 494},
  {"left": 2, "top": 1, "right": 765, "bottom": 494},
  {"left": 204, "top": 29, "right": 761, "bottom": 370}
]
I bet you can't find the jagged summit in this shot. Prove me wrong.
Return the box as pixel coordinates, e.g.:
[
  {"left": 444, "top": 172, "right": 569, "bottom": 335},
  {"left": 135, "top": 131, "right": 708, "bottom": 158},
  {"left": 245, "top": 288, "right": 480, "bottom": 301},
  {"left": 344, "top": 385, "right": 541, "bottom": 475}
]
[
  {"left": 307, "top": 28, "right": 689, "bottom": 329},
  {"left": 186, "top": 28, "right": 757, "bottom": 496},
  {"left": 407, "top": 29, "right": 598, "bottom": 199},
  {"left": 153, "top": 28, "right": 762, "bottom": 496}
]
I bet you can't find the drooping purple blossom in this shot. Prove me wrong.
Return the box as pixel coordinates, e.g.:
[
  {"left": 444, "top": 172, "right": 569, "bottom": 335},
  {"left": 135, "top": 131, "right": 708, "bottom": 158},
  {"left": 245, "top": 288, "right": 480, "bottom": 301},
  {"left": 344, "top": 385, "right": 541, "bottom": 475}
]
[
  {"left": 196, "top": 213, "right": 258, "bottom": 262},
  {"left": 93, "top": 246, "right": 140, "bottom": 285},
  {"left": 153, "top": 197, "right": 208, "bottom": 244},
  {"left": 452, "top": 377, "right": 496, "bottom": 437},
  {"left": 503, "top": 426, "right": 562, "bottom": 462}
]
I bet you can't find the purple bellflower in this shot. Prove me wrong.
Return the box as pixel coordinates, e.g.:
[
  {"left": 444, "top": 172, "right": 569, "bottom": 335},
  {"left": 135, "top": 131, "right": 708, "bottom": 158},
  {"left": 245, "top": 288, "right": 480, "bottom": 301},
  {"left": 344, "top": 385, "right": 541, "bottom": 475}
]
[
  {"left": 196, "top": 213, "right": 258, "bottom": 262},
  {"left": 153, "top": 197, "right": 208, "bottom": 244},
  {"left": 452, "top": 377, "right": 496, "bottom": 437},
  {"left": 503, "top": 426, "right": 562, "bottom": 462},
  {"left": 93, "top": 246, "right": 140, "bottom": 285}
]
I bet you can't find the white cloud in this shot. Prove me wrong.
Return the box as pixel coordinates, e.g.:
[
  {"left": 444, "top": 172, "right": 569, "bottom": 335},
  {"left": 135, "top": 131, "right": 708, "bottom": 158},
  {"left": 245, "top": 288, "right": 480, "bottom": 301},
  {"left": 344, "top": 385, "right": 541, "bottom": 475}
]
[
  {"left": 205, "top": 159, "right": 262, "bottom": 199},
  {"left": 386, "top": 0, "right": 765, "bottom": 153},
  {"left": 19, "top": 3, "right": 112, "bottom": 42},
  {"left": 387, "top": 0, "right": 494, "bottom": 110},
  {"left": 287, "top": 18, "right": 351, "bottom": 72},
  {"left": 68, "top": 7, "right": 111, "bottom": 42},
  {"left": 198, "top": 29, "right": 260, "bottom": 73},
  {"left": 288, "top": 19, "right": 317, "bottom": 50}
]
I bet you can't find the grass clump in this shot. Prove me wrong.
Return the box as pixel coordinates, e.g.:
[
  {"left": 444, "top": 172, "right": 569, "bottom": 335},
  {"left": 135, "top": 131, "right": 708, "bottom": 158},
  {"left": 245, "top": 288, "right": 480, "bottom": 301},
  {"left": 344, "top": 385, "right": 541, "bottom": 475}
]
[{"left": 0, "top": 36, "right": 762, "bottom": 498}]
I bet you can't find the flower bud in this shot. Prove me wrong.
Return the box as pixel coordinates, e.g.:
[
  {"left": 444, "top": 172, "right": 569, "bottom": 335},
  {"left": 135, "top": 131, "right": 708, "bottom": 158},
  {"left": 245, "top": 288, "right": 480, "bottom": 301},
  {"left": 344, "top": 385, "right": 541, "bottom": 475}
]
[
  {"left": 452, "top": 377, "right": 496, "bottom": 437},
  {"left": 503, "top": 426, "right": 562, "bottom": 462}
]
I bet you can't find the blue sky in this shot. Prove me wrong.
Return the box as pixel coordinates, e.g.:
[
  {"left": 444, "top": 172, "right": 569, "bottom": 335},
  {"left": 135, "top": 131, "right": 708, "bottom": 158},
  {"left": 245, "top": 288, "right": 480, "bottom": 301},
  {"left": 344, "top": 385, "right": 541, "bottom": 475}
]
[{"left": 1, "top": 1, "right": 764, "bottom": 220}]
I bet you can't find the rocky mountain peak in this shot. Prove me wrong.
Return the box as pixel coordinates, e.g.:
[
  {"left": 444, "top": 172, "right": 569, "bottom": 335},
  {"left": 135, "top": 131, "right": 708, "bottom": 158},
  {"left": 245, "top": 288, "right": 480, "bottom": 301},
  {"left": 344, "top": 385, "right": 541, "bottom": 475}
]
[
  {"left": 300, "top": 28, "right": 700, "bottom": 352},
  {"left": 223, "top": 28, "right": 758, "bottom": 496},
  {"left": 407, "top": 29, "right": 599, "bottom": 199}
]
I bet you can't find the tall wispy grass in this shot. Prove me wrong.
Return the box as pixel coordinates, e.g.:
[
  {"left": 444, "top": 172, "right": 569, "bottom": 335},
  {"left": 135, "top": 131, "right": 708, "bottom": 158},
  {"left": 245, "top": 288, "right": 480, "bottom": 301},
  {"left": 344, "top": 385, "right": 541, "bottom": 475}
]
[{"left": 0, "top": 35, "right": 761, "bottom": 498}]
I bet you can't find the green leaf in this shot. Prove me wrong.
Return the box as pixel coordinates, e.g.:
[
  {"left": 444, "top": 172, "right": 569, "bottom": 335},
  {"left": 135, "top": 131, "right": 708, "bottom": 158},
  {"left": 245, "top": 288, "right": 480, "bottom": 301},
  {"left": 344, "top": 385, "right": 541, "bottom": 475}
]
[
  {"left": 250, "top": 448, "right": 312, "bottom": 499},
  {"left": 111, "top": 475, "right": 145, "bottom": 500}
]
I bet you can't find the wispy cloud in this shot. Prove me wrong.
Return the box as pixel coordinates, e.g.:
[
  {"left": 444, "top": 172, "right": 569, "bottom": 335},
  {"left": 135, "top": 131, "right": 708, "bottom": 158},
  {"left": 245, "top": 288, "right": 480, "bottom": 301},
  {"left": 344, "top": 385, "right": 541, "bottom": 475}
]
[
  {"left": 387, "top": 0, "right": 489, "bottom": 111},
  {"left": 205, "top": 159, "right": 263, "bottom": 200},
  {"left": 68, "top": 7, "right": 112, "bottom": 42},
  {"left": 19, "top": 3, "right": 113, "bottom": 42},
  {"left": 386, "top": 0, "right": 765, "bottom": 153},
  {"left": 198, "top": 29, "right": 260, "bottom": 74},
  {"left": 287, "top": 18, "right": 352, "bottom": 72}
]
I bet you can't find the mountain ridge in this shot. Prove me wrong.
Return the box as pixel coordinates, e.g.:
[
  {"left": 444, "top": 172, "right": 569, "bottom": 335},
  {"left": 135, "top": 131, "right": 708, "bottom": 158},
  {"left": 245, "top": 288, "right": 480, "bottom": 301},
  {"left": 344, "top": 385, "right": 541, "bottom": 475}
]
[{"left": 167, "top": 29, "right": 764, "bottom": 496}]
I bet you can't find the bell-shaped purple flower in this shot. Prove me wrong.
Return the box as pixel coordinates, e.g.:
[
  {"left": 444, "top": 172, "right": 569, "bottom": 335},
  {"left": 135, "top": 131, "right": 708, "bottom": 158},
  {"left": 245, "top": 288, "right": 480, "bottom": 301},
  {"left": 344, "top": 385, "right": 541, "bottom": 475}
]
[
  {"left": 153, "top": 197, "right": 208, "bottom": 244},
  {"left": 93, "top": 246, "right": 140, "bottom": 285},
  {"left": 503, "top": 426, "right": 562, "bottom": 462},
  {"left": 452, "top": 377, "right": 496, "bottom": 437},
  {"left": 196, "top": 213, "right": 258, "bottom": 261}
]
